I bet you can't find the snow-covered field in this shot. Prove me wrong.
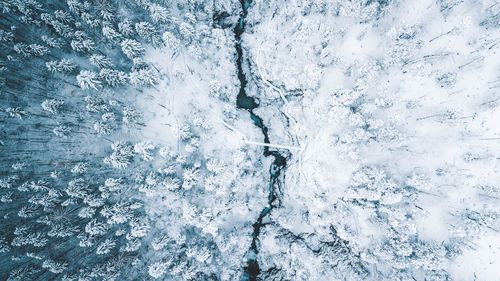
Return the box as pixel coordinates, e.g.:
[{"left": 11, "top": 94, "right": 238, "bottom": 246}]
[{"left": 0, "top": 0, "right": 499, "bottom": 280}]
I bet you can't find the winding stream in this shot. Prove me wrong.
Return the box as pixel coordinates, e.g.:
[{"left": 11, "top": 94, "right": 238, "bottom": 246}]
[{"left": 233, "top": 0, "right": 287, "bottom": 280}]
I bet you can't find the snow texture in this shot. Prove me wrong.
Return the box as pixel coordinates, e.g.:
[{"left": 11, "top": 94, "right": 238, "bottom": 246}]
[{"left": 0, "top": 0, "right": 499, "bottom": 280}]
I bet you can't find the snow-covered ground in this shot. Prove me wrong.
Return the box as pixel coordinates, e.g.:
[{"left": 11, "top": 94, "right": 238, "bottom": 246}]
[
  {"left": 1, "top": 0, "right": 499, "bottom": 280},
  {"left": 241, "top": 0, "right": 500, "bottom": 280}
]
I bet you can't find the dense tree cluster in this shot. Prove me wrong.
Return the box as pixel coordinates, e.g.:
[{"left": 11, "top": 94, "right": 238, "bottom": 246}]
[{"left": 0, "top": 0, "right": 267, "bottom": 280}]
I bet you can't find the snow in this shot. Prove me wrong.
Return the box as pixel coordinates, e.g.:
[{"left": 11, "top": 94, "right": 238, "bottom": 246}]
[
  {"left": 2, "top": 0, "right": 500, "bottom": 280},
  {"left": 243, "top": 0, "right": 500, "bottom": 279},
  {"left": 450, "top": 234, "right": 500, "bottom": 281}
]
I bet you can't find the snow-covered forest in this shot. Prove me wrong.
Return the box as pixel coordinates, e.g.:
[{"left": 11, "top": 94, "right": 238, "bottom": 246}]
[{"left": 0, "top": 0, "right": 499, "bottom": 280}]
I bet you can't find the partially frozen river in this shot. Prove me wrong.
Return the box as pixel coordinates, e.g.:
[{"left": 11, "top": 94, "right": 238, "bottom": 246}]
[{"left": 233, "top": 0, "right": 287, "bottom": 279}]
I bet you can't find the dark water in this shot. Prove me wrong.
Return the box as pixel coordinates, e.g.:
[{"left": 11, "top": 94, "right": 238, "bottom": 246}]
[
  {"left": 234, "top": 0, "right": 258, "bottom": 111},
  {"left": 232, "top": 0, "right": 287, "bottom": 280}
]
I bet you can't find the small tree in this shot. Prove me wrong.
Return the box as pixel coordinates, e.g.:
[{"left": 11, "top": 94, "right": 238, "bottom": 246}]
[
  {"left": 41, "top": 99, "right": 64, "bottom": 114},
  {"left": 76, "top": 70, "right": 101, "bottom": 90},
  {"left": 149, "top": 4, "right": 169, "bottom": 24},
  {"left": 89, "top": 54, "right": 113, "bottom": 68},
  {"left": 99, "top": 68, "right": 127, "bottom": 87},
  {"left": 129, "top": 68, "right": 158, "bottom": 87},
  {"left": 121, "top": 39, "right": 144, "bottom": 59}
]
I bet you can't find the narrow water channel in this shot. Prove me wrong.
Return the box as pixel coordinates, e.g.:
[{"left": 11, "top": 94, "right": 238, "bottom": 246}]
[{"left": 232, "top": 0, "right": 288, "bottom": 280}]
